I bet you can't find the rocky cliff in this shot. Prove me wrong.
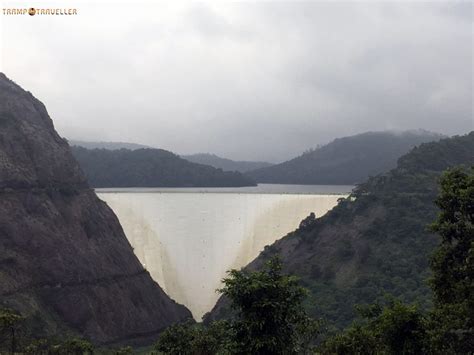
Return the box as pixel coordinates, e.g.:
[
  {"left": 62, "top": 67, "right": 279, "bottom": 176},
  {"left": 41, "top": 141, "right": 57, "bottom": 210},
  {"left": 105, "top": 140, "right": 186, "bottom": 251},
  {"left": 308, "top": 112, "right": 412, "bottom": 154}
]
[{"left": 0, "top": 73, "right": 191, "bottom": 345}]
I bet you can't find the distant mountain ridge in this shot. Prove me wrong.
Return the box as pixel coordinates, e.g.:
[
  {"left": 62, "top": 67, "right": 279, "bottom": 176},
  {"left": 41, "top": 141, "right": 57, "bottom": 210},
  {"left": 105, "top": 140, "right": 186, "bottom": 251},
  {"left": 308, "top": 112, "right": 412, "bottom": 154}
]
[
  {"left": 246, "top": 130, "right": 444, "bottom": 185},
  {"left": 182, "top": 153, "right": 273, "bottom": 173},
  {"left": 71, "top": 146, "right": 256, "bottom": 188},
  {"left": 70, "top": 141, "right": 272, "bottom": 173},
  {"left": 69, "top": 139, "right": 151, "bottom": 150}
]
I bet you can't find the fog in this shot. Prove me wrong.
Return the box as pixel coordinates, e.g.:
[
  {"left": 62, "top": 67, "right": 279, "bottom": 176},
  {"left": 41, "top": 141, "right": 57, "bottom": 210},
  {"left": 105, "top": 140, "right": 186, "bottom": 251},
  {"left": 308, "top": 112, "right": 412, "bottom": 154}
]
[{"left": 1, "top": 1, "right": 472, "bottom": 162}]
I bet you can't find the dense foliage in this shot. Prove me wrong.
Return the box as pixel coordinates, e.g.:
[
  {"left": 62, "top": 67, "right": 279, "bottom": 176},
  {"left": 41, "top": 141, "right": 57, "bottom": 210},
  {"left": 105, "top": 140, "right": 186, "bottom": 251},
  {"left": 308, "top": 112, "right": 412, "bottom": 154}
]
[
  {"left": 157, "top": 166, "right": 472, "bottom": 355},
  {"left": 0, "top": 307, "right": 139, "bottom": 354},
  {"left": 71, "top": 146, "right": 256, "bottom": 187},
  {"left": 218, "top": 258, "right": 321, "bottom": 354},
  {"left": 0, "top": 308, "right": 23, "bottom": 354},
  {"left": 182, "top": 153, "right": 272, "bottom": 173},
  {"left": 155, "top": 321, "right": 231, "bottom": 354},
  {"left": 246, "top": 130, "right": 442, "bottom": 185},
  {"left": 0, "top": 308, "right": 94, "bottom": 354},
  {"left": 319, "top": 167, "right": 473, "bottom": 354},
  {"left": 155, "top": 258, "right": 321, "bottom": 354},
  {"left": 320, "top": 299, "right": 427, "bottom": 354},
  {"left": 208, "top": 132, "right": 474, "bottom": 330},
  {"left": 427, "top": 167, "right": 473, "bottom": 353}
]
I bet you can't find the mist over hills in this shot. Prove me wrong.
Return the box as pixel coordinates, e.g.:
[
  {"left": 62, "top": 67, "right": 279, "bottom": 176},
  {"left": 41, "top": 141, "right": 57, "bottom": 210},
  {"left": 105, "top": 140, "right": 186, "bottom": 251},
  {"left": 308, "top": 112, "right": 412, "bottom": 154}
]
[
  {"left": 71, "top": 146, "right": 256, "bottom": 188},
  {"left": 68, "top": 140, "right": 151, "bottom": 150},
  {"left": 182, "top": 153, "right": 273, "bottom": 173},
  {"left": 246, "top": 130, "right": 444, "bottom": 185},
  {"left": 207, "top": 131, "right": 474, "bottom": 328}
]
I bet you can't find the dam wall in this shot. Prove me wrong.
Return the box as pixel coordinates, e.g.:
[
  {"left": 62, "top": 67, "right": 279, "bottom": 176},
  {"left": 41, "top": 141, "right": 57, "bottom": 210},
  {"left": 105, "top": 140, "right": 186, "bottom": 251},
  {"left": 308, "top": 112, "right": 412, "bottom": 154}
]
[{"left": 98, "top": 191, "right": 344, "bottom": 319}]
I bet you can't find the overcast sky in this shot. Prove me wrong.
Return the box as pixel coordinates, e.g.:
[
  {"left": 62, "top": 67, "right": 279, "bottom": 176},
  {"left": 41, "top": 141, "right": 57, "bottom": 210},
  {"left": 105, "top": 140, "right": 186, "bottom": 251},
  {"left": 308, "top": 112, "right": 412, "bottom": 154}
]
[{"left": 0, "top": 1, "right": 472, "bottom": 162}]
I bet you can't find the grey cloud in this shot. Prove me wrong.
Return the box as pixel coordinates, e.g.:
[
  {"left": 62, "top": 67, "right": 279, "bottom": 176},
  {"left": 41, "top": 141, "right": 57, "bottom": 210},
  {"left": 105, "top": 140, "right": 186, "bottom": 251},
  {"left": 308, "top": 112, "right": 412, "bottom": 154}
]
[{"left": 1, "top": 1, "right": 472, "bottom": 162}]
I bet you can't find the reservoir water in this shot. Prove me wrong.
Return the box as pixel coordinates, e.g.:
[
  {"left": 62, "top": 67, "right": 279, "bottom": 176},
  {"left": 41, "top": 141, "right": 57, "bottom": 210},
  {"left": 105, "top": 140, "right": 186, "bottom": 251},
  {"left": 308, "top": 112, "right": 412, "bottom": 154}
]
[{"left": 97, "top": 184, "right": 351, "bottom": 319}]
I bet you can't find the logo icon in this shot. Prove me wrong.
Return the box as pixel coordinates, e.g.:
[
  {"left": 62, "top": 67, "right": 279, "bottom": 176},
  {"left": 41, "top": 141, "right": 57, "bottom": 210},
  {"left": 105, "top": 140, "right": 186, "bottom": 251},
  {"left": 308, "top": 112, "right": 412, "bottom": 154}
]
[{"left": 28, "top": 7, "right": 36, "bottom": 16}]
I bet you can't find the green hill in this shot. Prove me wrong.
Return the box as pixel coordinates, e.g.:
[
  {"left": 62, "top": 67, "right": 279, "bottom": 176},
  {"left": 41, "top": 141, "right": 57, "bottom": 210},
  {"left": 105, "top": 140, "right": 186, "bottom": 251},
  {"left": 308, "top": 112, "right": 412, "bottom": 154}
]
[
  {"left": 207, "top": 132, "right": 474, "bottom": 329},
  {"left": 246, "top": 130, "right": 443, "bottom": 185},
  {"left": 71, "top": 146, "right": 256, "bottom": 188},
  {"left": 182, "top": 153, "right": 272, "bottom": 173}
]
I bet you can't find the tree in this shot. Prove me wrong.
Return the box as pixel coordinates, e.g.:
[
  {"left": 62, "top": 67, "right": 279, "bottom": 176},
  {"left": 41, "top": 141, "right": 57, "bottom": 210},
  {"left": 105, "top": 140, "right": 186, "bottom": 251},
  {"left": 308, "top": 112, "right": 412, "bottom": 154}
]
[
  {"left": 155, "top": 257, "right": 321, "bottom": 354},
  {"left": 319, "top": 299, "right": 426, "bottom": 355},
  {"left": 24, "top": 337, "right": 93, "bottom": 355},
  {"left": 0, "top": 308, "right": 23, "bottom": 355},
  {"left": 155, "top": 321, "right": 197, "bottom": 354},
  {"left": 155, "top": 257, "right": 321, "bottom": 355},
  {"left": 320, "top": 167, "right": 474, "bottom": 355},
  {"left": 320, "top": 324, "right": 377, "bottom": 355},
  {"left": 114, "top": 346, "right": 134, "bottom": 354},
  {"left": 427, "top": 167, "right": 474, "bottom": 353},
  {"left": 373, "top": 300, "right": 426, "bottom": 354},
  {"left": 219, "top": 257, "right": 321, "bottom": 354},
  {"left": 59, "top": 338, "right": 94, "bottom": 355},
  {"left": 155, "top": 320, "right": 232, "bottom": 354}
]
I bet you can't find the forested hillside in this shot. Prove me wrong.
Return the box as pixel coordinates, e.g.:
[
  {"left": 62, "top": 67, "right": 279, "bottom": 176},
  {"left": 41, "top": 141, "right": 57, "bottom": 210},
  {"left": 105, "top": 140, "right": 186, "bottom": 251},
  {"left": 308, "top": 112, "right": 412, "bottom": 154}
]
[
  {"left": 247, "top": 130, "right": 443, "bottom": 185},
  {"left": 207, "top": 132, "right": 474, "bottom": 329},
  {"left": 71, "top": 146, "right": 256, "bottom": 187},
  {"left": 183, "top": 153, "right": 272, "bottom": 173}
]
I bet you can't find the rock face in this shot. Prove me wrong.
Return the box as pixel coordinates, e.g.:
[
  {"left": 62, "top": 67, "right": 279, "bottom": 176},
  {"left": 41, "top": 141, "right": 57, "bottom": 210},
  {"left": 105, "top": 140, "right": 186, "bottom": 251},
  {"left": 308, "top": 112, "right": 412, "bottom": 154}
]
[{"left": 0, "top": 73, "right": 191, "bottom": 344}]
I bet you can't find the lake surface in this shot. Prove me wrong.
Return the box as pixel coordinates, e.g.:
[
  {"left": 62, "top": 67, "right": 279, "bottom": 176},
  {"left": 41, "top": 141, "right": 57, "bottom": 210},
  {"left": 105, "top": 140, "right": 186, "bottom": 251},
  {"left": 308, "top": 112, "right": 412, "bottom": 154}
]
[{"left": 97, "top": 184, "right": 351, "bottom": 319}]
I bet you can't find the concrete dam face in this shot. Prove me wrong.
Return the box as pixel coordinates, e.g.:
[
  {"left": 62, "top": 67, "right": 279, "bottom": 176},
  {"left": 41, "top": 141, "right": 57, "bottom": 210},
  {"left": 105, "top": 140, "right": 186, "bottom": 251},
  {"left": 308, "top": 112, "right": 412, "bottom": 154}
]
[{"left": 97, "top": 189, "right": 345, "bottom": 319}]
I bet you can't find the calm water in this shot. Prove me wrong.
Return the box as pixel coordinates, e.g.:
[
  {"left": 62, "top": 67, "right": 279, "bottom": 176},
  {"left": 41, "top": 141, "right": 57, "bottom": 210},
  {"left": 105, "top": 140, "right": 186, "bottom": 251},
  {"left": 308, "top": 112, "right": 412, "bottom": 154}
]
[
  {"left": 96, "top": 184, "right": 353, "bottom": 194},
  {"left": 97, "top": 184, "right": 351, "bottom": 319}
]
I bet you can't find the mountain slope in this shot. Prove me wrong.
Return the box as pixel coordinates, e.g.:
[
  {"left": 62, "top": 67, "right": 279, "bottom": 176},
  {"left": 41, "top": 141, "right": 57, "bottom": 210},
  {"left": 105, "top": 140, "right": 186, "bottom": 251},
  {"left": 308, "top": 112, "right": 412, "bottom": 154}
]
[
  {"left": 246, "top": 131, "right": 443, "bottom": 185},
  {"left": 71, "top": 147, "right": 256, "bottom": 188},
  {"left": 69, "top": 140, "right": 151, "bottom": 151},
  {"left": 0, "top": 73, "right": 191, "bottom": 344},
  {"left": 182, "top": 153, "right": 272, "bottom": 173},
  {"left": 206, "top": 132, "right": 474, "bottom": 329}
]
